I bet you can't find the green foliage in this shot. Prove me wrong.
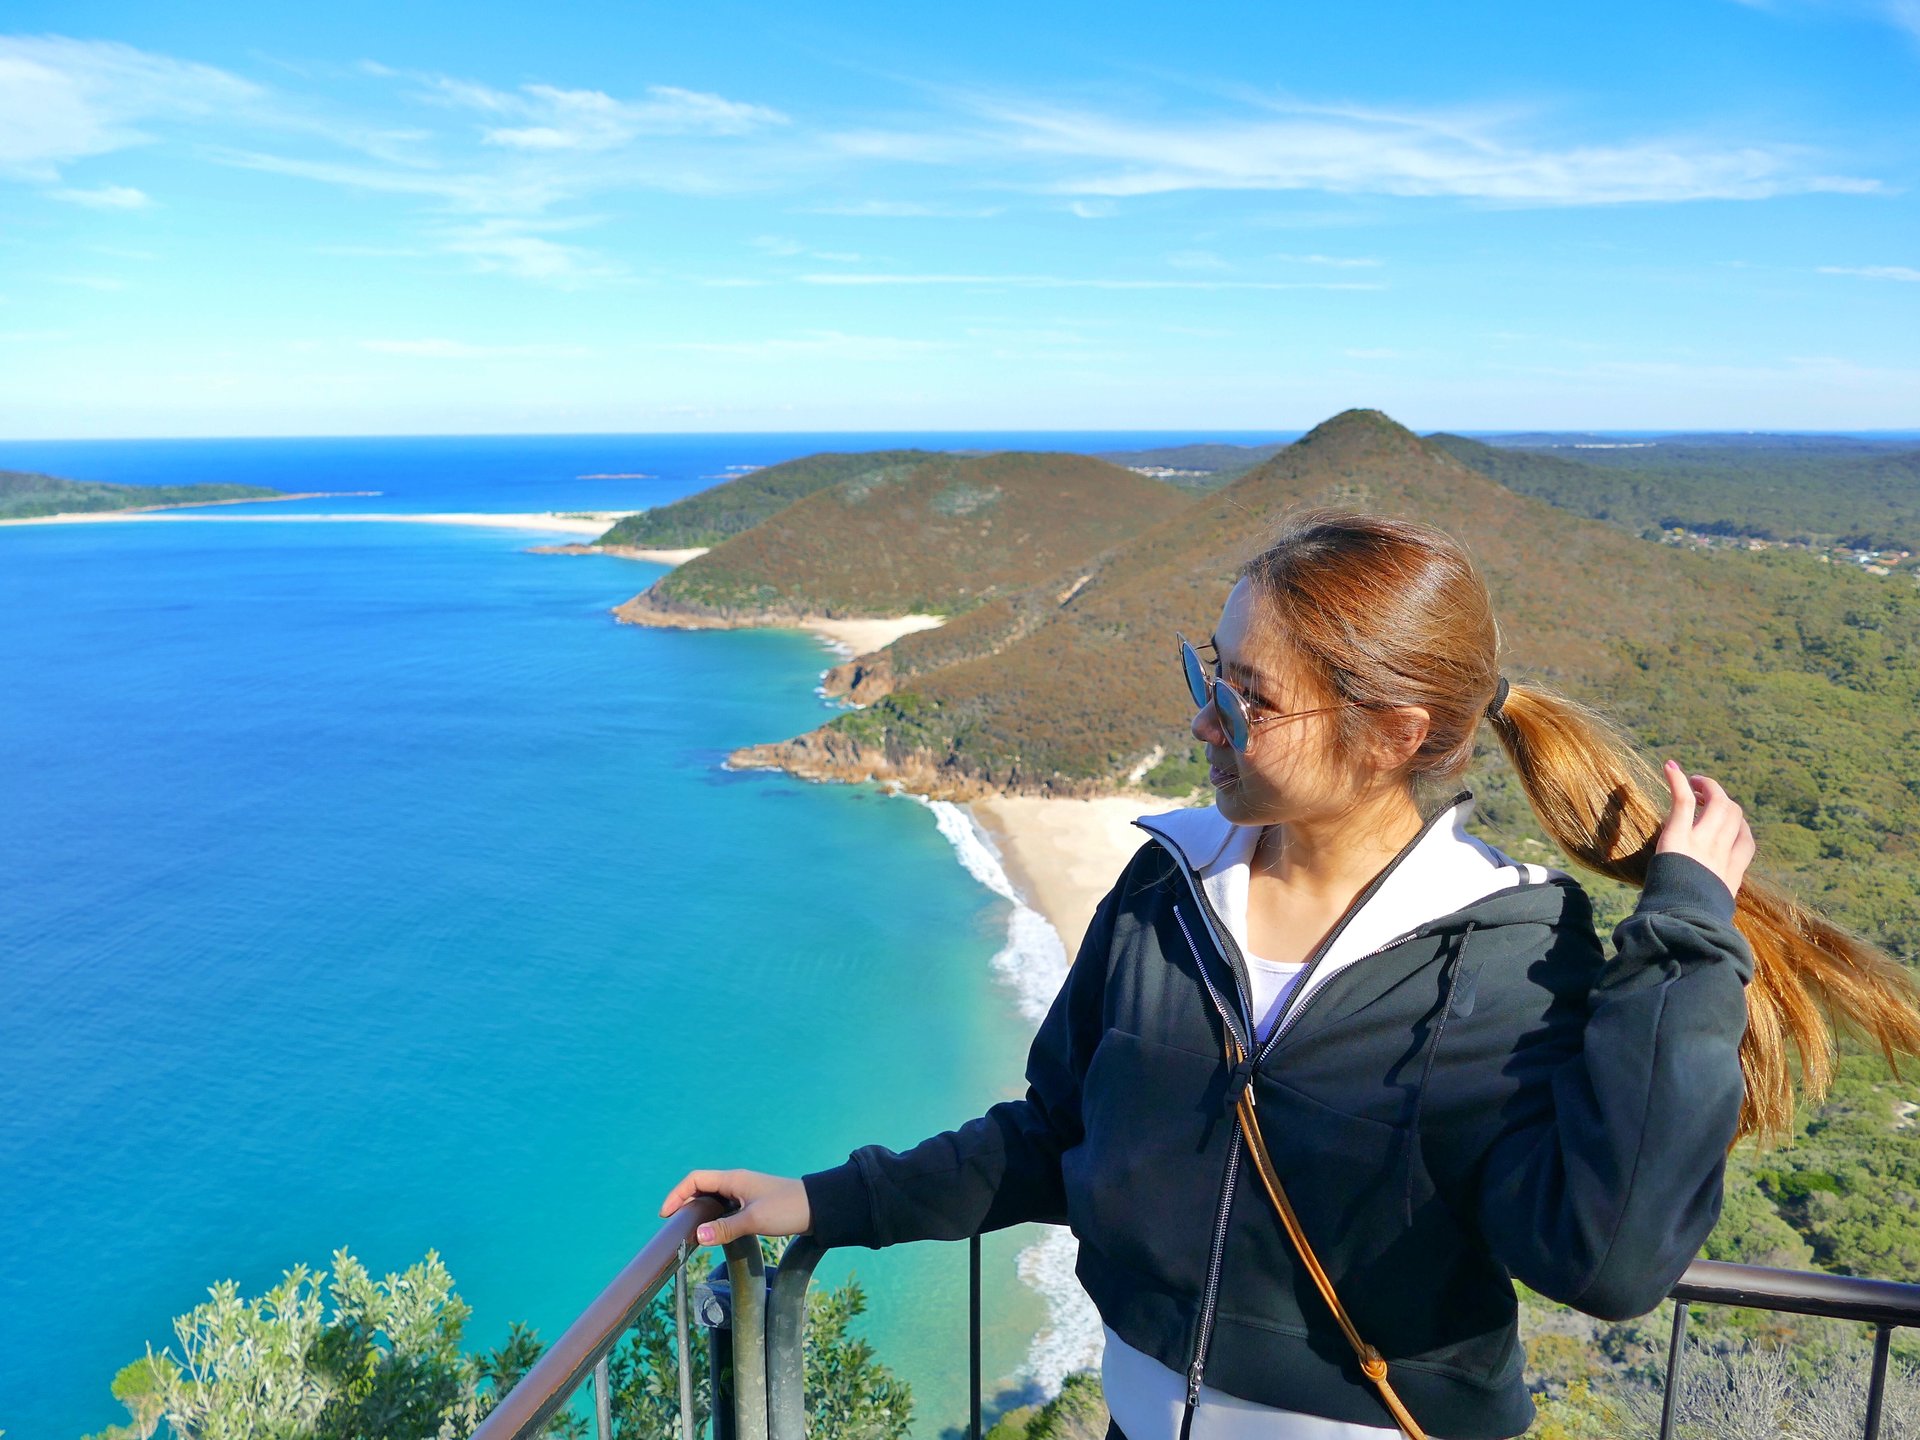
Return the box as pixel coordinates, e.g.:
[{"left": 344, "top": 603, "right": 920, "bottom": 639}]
[
  {"left": 0, "top": 469, "right": 281, "bottom": 520},
  {"left": 87, "top": 1239, "right": 910, "bottom": 1440},
  {"left": 1432, "top": 432, "right": 1920, "bottom": 551},
  {"left": 1141, "top": 743, "right": 1208, "bottom": 798},
  {"left": 983, "top": 1371, "right": 1107, "bottom": 1440},
  {"left": 600, "top": 1237, "right": 908, "bottom": 1440},
  {"left": 597, "top": 452, "right": 942, "bottom": 548},
  {"left": 82, "top": 1247, "right": 559, "bottom": 1440}
]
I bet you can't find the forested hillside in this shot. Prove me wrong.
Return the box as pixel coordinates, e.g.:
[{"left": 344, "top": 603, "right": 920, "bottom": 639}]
[
  {"left": 595, "top": 449, "right": 943, "bottom": 548},
  {"left": 1433, "top": 432, "right": 1920, "bottom": 550},
  {"left": 614, "top": 451, "right": 1190, "bottom": 624},
  {"left": 0, "top": 468, "right": 282, "bottom": 519}
]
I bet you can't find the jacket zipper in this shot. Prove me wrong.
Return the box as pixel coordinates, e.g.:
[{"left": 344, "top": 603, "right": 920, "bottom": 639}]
[{"left": 1155, "top": 802, "right": 1464, "bottom": 1424}]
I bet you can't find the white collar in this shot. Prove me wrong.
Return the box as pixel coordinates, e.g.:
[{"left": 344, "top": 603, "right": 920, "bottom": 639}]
[{"left": 1132, "top": 791, "right": 1565, "bottom": 1023}]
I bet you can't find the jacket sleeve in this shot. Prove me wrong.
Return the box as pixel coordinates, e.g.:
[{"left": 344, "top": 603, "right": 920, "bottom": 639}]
[
  {"left": 1472, "top": 850, "right": 1755, "bottom": 1321},
  {"left": 800, "top": 864, "right": 1125, "bottom": 1249}
]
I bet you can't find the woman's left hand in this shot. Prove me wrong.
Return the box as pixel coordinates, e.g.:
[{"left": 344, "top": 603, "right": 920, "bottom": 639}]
[{"left": 1656, "top": 759, "right": 1757, "bottom": 901}]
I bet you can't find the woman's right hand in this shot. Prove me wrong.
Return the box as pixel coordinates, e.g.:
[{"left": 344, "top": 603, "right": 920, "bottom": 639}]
[{"left": 658, "top": 1168, "right": 813, "bottom": 1246}]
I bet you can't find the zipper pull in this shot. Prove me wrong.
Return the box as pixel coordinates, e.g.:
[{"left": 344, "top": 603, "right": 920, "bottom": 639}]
[{"left": 1187, "top": 1358, "right": 1204, "bottom": 1406}]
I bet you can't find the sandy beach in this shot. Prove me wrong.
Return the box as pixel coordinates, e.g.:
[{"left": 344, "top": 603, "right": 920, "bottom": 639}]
[
  {"left": 528, "top": 541, "right": 712, "bottom": 565},
  {"left": 802, "top": 613, "right": 946, "bottom": 656},
  {"left": 968, "top": 790, "right": 1202, "bottom": 959},
  {"left": 0, "top": 510, "right": 637, "bottom": 535}
]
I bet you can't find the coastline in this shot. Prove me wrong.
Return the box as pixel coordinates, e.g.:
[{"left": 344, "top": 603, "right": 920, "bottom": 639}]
[
  {"left": 966, "top": 792, "right": 1189, "bottom": 960},
  {"left": 528, "top": 541, "right": 711, "bottom": 564},
  {"left": 0, "top": 509, "right": 637, "bottom": 534}
]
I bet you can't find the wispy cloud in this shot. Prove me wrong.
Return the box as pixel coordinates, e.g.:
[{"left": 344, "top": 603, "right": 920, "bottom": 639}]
[
  {"left": 360, "top": 338, "right": 593, "bottom": 358},
  {"left": 410, "top": 74, "right": 787, "bottom": 151},
  {"left": 797, "top": 272, "right": 1384, "bottom": 290},
  {"left": 52, "top": 183, "right": 153, "bottom": 209},
  {"left": 802, "top": 199, "right": 1004, "bottom": 218},
  {"left": 432, "top": 217, "right": 628, "bottom": 286},
  {"left": 1818, "top": 263, "right": 1920, "bottom": 281},
  {"left": 0, "top": 35, "right": 261, "bottom": 182},
  {"left": 1166, "top": 249, "right": 1231, "bottom": 271},
  {"left": 961, "top": 94, "right": 1881, "bottom": 205},
  {"left": 670, "top": 330, "right": 947, "bottom": 360},
  {"left": 1272, "top": 251, "right": 1382, "bottom": 267}
]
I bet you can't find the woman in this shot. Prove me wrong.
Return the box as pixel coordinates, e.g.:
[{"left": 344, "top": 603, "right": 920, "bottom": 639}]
[{"left": 660, "top": 508, "right": 1920, "bottom": 1440}]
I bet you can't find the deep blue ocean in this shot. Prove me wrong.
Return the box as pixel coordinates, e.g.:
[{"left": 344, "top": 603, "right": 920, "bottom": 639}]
[{"left": 0, "top": 431, "right": 1294, "bottom": 1440}]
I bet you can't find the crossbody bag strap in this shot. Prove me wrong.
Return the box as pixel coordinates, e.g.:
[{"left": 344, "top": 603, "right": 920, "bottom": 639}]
[{"left": 1222, "top": 1031, "right": 1429, "bottom": 1440}]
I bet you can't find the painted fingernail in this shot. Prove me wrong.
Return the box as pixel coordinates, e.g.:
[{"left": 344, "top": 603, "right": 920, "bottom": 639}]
[{"left": 697, "top": 1225, "right": 713, "bottom": 1243}]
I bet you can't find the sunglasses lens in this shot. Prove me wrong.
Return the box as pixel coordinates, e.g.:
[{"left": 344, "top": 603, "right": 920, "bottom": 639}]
[
  {"left": 1180, "top": 640, "right": 1210, "bottom": 708},
  {"left": 1218, "top": 683, "right": 1250, "bottom": 752}
]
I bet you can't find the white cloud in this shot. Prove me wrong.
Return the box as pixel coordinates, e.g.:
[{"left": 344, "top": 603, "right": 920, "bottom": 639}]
[
  {"left": 963, "top": 95, "right": 1881, "bottom": 205},
  {"left": 1167, "top": 249, "right": 1231, "bottom": 271},
  {"left": 360, "top": 338, "right": 593, "bottom": 358},
  {"left": 52, "top": 183, "right": 152, "bottom": 208},
  {"left": 798, "top": 272, "right": 1383, "bottom": 291},
  {"left": 803, "top": 199, "right": 1004, "bottom": 218},
  {"left": 433, "top": 217, "right": 627, "bottom": 286},
  {"left": 1272, "top": 252, "right": 1382, "bottom": 268},
  {"left": 0, "top": 36, "right": 260, "bottom": 181},
  {"left": 1818, "top": 264, "right": 1920, "bottom": 281},
  {"left": 1344, "top": 347, "right": 1409, "bottom": 359},
  {"left": 458, "top": 81, "right": 787, "bottom": 152}
]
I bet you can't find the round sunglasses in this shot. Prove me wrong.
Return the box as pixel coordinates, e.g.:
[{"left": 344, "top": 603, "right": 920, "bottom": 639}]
[{"left": 1177, "top": 631, "right": 1357, "bottom": 753}]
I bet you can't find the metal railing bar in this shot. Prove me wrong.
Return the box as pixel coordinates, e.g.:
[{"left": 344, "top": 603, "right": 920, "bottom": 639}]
[
  {"left": 1656, "top": 1299, "right": 1688, "bottom": 1440},
  {"left": 725, "top": 1237, "right": 771, "bottom": 1440},
  {"left": 676, "top": 1240, "right": 695, "bottom": 1440},
  {"left": 473, "top": 1195, "right": 724, "bottom": 1440},
  {"left": 767, "top": 1235, "right": 827, "bottom": 1440},
  {"left": 1864, "top": 1323, "right": 1892, "bottom": 1440},
  {"left": 592, "top": 1356, "right": 611, "bottom": 1440},
  {"left": 969, "top": 1234, "right": 982, "bottom": 1440},
  {"left": 1669, "top": 1260, "right": 1920, "bottom": 1328}
]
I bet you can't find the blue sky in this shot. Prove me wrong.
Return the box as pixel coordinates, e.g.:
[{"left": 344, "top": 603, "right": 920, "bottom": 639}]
[{"left": 2, "top": 0, "right": 1916, "bottom": 437}]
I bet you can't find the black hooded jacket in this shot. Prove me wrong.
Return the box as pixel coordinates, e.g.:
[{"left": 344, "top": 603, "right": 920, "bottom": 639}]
[{"left": 801, "top": 788, "right": 1754, "bottom": 1439}]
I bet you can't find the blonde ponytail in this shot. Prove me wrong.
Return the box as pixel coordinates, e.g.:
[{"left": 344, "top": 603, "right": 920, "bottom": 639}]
[{"left": 1488, "top": 682, "right": 1920, "bottom": 1146}]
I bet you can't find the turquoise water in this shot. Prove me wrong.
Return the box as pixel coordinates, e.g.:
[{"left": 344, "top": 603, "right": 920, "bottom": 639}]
[{"left": 0, "top": 434, "right": 1292, "bottom": 1438}]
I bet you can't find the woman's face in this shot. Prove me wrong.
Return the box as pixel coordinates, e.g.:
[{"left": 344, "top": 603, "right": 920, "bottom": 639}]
[{"left": 1192, "top": 576, "right": 1364, "bottom": 826}]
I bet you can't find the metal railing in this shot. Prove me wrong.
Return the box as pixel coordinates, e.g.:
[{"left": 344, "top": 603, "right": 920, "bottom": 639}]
[
  {"left": 1660, "top": 1259, "right": 1920, "bottom": 1440},
  {"left": 475, "top": 1211, "right": 1919, "bottom": 1440}
]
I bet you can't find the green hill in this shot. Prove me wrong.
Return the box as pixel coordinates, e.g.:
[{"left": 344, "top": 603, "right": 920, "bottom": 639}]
[
  {"left": 594, "top": 450, "right": 945, "bottom": 549},
  {"left": 1432, "top": 433, "right": 1920, "bottom": 550},
  {"left": 0, "top": 469, "right": 283, "bottom": 520},
  {"left": 616, "top": 450, "right": 1192, "bottom": 624}
]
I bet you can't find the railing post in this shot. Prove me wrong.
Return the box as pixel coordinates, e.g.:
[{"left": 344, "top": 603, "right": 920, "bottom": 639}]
[
  {"left": 1657, "top": 1299, "right": 1688, "bottom": 1440},
  {"left": 592, "top": 1355, "right": 612, "bottom": 1440},
  {"left": 725, "top": 1238, "right": 770, "bottom": 1440},
  {"left": 767, "top": 1235, "right": 827, "bottom": 1440},
  {"left": 695, "top": 1264, "right": 739, "bottom": 1440},
  {"left": 1863, "top": 1322, "right": 1892, "bottom": 1440},
  {"left": 969, "top": 1234, "right": 982, "bottom": 1440}
]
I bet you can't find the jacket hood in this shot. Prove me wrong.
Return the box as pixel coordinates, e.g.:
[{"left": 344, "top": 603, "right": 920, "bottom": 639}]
[{"left": 1132, "top": 788, "right": 1574, "bottom": 1039}]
